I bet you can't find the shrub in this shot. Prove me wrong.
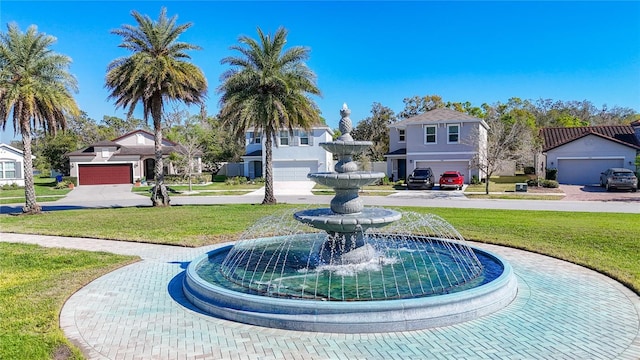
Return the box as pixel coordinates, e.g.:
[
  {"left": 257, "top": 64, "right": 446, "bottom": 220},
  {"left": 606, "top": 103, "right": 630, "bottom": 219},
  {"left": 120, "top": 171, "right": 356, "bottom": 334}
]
[
  {"left": 225, "top": 176, "right": 248, "bottom": 185},
  {"left": 213, "top": 174, "right": 227, "bottom": 182},
  {"left": 524, "top": 166, "right": 535, "bottom": 175},
  {"left": 545, "top": 168, "right": 558, "bottom": 180},
  {"left": 62, "top": 176, "right": 77, "bottom": 186},
  {"left": 526, "top": 179, "right": 539, "bottom": 186},
  {"left": 470, "top": 175, "right": 481, "bottom": 185},
  {"left": 1, "top": 183, "right": 21, "bottom": 190},
  {"left": 54, "top": 181, "right": 70, "bottom": 189},
  {"left": 541, "top": 180, "right": 559, "bottom": 188}
]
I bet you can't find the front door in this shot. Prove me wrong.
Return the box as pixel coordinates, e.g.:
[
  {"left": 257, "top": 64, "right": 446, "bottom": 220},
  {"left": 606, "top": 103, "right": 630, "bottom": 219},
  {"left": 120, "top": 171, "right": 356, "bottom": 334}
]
[
  {"left": 144, "top": 158, "right": 155, "bottom": 180},
  {"left": 253, "top": 161, "right": 263, "bottom": 179},
  {"left": 398, "top": 159, "right": 407, "bottom": 181}
]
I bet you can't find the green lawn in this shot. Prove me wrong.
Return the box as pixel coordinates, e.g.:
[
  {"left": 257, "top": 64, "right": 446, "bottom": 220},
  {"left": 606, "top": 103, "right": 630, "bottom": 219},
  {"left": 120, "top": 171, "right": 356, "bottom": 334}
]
[
  {"left": 0, "top": 242, "right": 136, "bottom": 360},
  {"left": 0, "top": 177, "right": 71, "bottom": 204},
  {"left": 0, "top": 205, "right": 638, "bottom": 359}
]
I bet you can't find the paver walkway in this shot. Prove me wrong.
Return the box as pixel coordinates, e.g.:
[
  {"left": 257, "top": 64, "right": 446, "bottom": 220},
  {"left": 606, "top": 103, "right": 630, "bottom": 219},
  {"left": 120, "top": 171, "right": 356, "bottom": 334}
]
[{"left": 1, "top": 233, "right": 638, "bottom": 360}]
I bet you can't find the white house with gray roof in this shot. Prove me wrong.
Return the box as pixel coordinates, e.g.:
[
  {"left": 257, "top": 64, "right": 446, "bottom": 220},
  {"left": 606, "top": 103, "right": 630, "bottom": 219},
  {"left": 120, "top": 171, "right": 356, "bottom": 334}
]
[{"left": 242, "top": 126, "right": 334, "bottom": 181}]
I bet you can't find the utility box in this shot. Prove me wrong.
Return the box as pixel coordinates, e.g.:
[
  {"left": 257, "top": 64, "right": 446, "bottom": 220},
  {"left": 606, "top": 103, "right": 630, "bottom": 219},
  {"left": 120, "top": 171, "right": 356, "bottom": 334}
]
[{"left": 515, "top": 183, "right": 528, "bottom": 192}]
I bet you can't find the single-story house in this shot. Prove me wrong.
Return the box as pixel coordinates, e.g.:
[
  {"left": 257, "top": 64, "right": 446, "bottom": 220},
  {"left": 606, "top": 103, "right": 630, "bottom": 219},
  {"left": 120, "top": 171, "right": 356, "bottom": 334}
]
[
  {"left": 540, "top": 125, "right": 640, "bottom": 185},
  {"left": 242, "top": 126, "right": 334, "bottom": 181},
  {"left": 385, "top": 108, "right": 489, "bottom": 183},
  {"left": 67, "top": 130, "right": 201, "bottom": 186},
  {"left": 0, "top": 143, "right": 35, "bottom": 187}
]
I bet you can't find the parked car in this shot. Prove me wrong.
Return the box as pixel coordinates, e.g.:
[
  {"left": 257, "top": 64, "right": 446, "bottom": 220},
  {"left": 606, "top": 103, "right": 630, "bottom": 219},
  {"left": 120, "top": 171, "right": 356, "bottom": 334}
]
[
  {"left": 599, "top": 168, "right": 638, "bottom": 192},
  {"left": 406, "top": 168, "right": 435, "bottom": 190},
  {"left": 439, "top": 171, "right": 464, "bottom": 190}
]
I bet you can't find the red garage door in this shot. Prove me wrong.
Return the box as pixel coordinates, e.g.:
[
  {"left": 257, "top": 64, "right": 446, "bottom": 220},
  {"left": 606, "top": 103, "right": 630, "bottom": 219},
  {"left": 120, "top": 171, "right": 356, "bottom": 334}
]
[{"left": 78, "top": 164, "right": 132, "bottom": 185}]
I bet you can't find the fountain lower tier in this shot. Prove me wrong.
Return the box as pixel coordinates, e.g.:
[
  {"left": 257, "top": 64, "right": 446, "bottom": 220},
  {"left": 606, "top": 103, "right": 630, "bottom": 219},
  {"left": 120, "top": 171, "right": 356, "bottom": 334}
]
[
  {"left": 183, "top": 239, "right": 518, "bottom": 333},
  {"left": 294, "top": 207, "right": 401, "bottom": 233}
]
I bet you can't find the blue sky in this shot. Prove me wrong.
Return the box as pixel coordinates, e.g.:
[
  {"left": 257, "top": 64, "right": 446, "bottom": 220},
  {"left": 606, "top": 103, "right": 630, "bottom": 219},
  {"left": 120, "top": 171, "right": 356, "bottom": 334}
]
[{"left": 2, "top": 1, "right": 639, "bottom": 143}]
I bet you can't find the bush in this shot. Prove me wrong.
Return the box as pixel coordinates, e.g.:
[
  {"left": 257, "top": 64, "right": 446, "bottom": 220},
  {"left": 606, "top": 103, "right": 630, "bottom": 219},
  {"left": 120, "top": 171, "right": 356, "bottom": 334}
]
[
  {"left": 62, "top": 176, "right": 77, "bottom": 186},
  {"left": 1, "top": 183, "right": 21, "bottom": 190},
  {"left": 213, "top": 174, "right": 227, "bottom": 182},
  {"left": 545, "top": 168, "right": 558, "bottom": 180},
  {"left": 225, "top": 176, "right": 248, "bottom": 185},
  {"left": 541, "top": 179, "right": 559, "bottom": 188},
  {"left": 524, "top": 166, "right": 535, "bottom": 175},
  {"left": 54, "top": 181, "right": 70, "bottom": 189},
  {"left": 526, "top": 179, "right": 539, "bottom": 187},
  {"left": 470, "top": 175, "right": 481, "bottom": 185}
]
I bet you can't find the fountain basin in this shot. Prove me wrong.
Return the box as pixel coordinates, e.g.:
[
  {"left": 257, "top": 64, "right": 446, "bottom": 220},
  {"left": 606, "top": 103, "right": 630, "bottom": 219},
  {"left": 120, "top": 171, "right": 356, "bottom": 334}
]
[
  {"left": 308, "top": 171, "right": 385, "bottom": 188},
  {"left": 294, "top": 207, "right": 401, "bottom": 232},
  {"left": 183, "top": 241, "right": 518, "bottom": 333},
  {"left": 320, "top": 140, "right": 373, "bottom": 156}
]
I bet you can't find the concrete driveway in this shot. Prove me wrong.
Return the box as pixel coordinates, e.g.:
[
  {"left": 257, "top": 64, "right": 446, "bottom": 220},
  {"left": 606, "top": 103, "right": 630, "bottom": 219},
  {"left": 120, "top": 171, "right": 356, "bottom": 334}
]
[{"left": 56, "top": 184, "right": 147, "bottom": 203}]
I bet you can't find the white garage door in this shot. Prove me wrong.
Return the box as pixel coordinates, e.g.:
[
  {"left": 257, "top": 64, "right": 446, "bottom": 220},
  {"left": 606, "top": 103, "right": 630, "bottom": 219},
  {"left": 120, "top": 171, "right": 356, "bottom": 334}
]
[
  {"left": 273, "top": 161, "right": 317, "bottom": 181},
  {"left": 414, "top": 161, "right": 470, "bottom": 184},
  {"left": 557, "top": 159, "right": 624, "bottom": 185}
]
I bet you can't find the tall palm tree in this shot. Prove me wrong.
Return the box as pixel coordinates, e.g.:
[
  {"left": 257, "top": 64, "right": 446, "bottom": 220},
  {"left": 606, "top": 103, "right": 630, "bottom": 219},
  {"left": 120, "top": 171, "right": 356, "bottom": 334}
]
[
  {"left": 218, "top": 27, "right": 322, "bottom": 204},
  {"left": 106, "top": 7, "right": 207, "bottom": 206},
  {"left": 0, "top": 23, "right": 79, "bottom": 214}
]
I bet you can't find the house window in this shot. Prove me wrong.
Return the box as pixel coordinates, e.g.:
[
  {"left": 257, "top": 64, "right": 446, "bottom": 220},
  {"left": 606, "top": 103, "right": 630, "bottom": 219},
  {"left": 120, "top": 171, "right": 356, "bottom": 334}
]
[
  {"left": 299, "top": 130, "right": 309, "bottom": 145},
  {"left": 424, "top": 126, "right": 436, "bottom": 144},
  {"left": 248, "top": 132, "right": 261, "bottom": 144},
  {"left": 448, "top": 124, "right": 460, "bottom": 143},
  {"left": 0, "top": 161, "right": 17, "bottom": 179},
  {"left": 279, "top": 131, "right": 290, "bottom": 146},
  {"left": 399, "top": 129, "right": 406, "bottom": 142},
  {"left": 136, "top": 133, "right": 145, "bottom": 145}
]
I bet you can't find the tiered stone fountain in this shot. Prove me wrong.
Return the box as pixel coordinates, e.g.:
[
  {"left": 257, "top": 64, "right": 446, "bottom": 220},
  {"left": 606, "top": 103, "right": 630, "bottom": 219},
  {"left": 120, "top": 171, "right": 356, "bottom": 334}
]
[
  {"left": 294, "top": 103, "right": 401, "bottom": 264},
  {"left": 183, "top": 104, "right": 518, "bottom": 333}
]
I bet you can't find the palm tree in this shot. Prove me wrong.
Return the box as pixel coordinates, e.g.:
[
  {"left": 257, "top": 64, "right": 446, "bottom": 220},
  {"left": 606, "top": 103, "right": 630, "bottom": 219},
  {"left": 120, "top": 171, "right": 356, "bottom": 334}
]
[
  {"left": 0, "top": 23, "right": 79, "bottom": 214},
  {"left": 105, "top": 7, "right": 207, "bottom": 206},
  {"left": 218, "top": 27, "right": 322, "bottom": 204}
]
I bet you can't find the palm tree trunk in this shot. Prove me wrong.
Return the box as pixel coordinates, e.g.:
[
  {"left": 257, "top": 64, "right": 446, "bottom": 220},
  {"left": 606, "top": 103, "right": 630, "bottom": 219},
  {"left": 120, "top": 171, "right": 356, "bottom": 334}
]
[
  {"left": 150, "top": 97, "right": 170, "bottom": 206},
  {"left": 21, "top": 121, "right": 41, "bottom": 214},
  {"left": 262, "top": 134, "right": 277, "bottom": 204}
]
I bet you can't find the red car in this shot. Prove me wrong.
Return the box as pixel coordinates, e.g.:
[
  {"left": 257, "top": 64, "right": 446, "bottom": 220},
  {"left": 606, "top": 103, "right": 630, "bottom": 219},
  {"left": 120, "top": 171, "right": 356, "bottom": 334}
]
[{"left": 439, "top": 171, "right": 464, "bottom": 190}]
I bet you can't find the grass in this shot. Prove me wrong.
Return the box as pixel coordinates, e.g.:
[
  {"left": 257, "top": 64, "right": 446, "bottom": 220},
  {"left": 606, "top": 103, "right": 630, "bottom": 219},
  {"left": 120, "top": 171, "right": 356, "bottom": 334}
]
[
  {"left": 0, "top": 177, "right": 71, "bottom": 204},
  {"left": 1, "top": 205, "right": 638, "bottom": 294},
  {"left": 0, "top": 242, "right": 136, "bottom": 360}
]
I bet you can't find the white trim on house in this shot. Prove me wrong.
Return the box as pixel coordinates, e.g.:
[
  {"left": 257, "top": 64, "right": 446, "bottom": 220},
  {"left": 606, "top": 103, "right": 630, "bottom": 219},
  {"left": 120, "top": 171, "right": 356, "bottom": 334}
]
[{"left": 408, "top": 151, "right": 476, "bottom": 156}]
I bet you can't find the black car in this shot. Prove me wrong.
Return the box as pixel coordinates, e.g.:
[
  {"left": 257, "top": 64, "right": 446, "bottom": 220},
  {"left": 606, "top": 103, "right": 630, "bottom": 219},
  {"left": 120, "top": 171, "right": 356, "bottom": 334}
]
[{"left": 407, "top": 168, "right": 435, "bottom": 190}]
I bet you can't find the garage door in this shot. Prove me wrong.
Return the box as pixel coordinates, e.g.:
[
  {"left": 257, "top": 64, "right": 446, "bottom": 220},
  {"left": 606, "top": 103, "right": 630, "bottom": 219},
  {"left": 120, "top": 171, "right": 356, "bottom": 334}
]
[
  {"left": 557, "top": 159, "right": 624, "bottom": 185},
  {"left": 78, "top": 164, "right": 132, "bottom": 185},
  {"left": 414, "top": 161, "right": 470, "bottom": 184},
  {"left": 273, "top": 161, "right": 317, "bottom": 181}
]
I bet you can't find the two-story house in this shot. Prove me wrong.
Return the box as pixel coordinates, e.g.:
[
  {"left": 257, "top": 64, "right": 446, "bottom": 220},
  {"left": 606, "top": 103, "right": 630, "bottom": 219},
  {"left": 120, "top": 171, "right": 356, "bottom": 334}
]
[
  {"left": 242, "top": 126, "right": 334, "bottom": 181},
  {"left": 67, "top": 129, "right": 201, "bottom": 185},
  {"left": 386, "top": 108, "right": 488, "bottom": 183}
]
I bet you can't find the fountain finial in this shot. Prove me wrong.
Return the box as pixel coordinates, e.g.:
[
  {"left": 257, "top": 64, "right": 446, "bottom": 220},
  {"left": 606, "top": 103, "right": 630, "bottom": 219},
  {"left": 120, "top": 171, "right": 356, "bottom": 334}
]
[{"left": 338, "top": 103, "right": 353, "bottom": 141}]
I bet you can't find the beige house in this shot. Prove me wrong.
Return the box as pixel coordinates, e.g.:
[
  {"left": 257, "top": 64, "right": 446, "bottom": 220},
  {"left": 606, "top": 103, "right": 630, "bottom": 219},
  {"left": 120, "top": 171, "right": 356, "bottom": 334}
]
[{"left": 67, "top": 130, "right": 201, "bottom": 186}]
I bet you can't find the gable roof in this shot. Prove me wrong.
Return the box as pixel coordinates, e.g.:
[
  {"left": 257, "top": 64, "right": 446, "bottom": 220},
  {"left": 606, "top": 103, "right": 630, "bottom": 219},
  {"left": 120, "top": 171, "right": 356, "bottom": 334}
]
[
  {"left": 0, "top": 143, "right": 36, "bottom": 159},
  {"left": 391, "top": 108, "right": 484, "bottom": 127},
  {"left": 66, "top": 129, "right": 199, "bottom": 157},
  {"left": 540, "top": 125, "right": 640, "bottom": 152},
  {"left": 112, "top": 129, "right": 179, "bottom": 146}
]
